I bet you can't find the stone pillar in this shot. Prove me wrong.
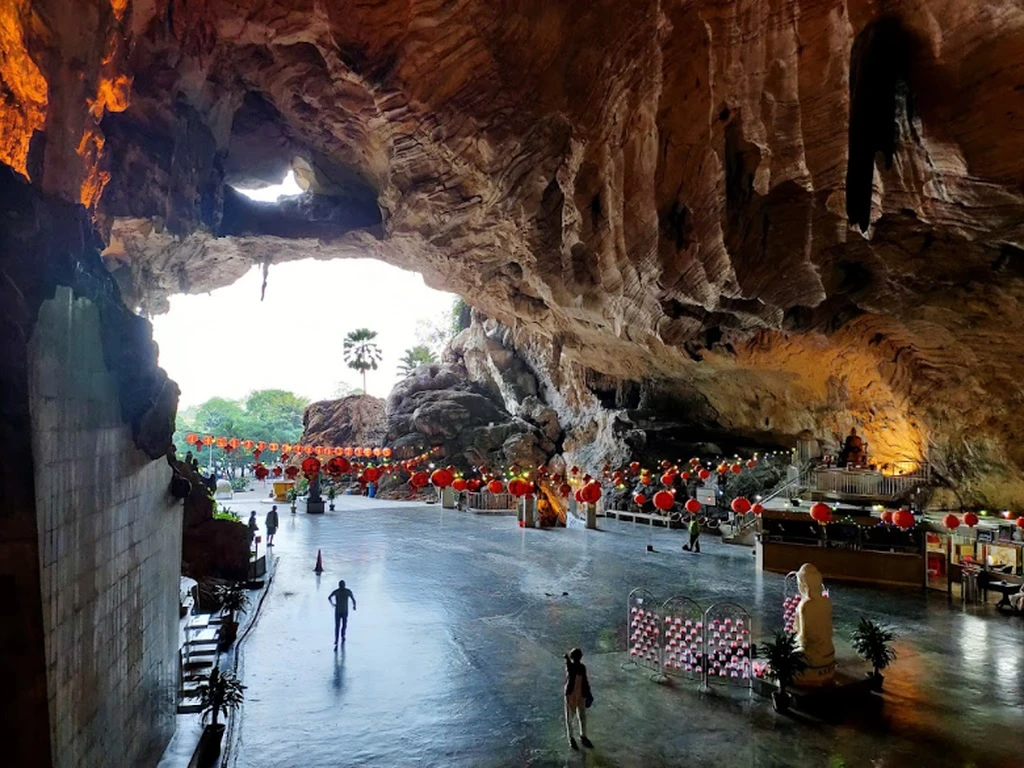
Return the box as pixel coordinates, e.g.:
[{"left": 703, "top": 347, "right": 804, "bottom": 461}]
[
  {"left": 521, "top": 496, "right": 536, "bottom": 527},
  {"left": 586, "top": 502, "right": 598, "bottom": 529},
  {"left": 441, "top": 486, "right": 456, "bottom": 509}
]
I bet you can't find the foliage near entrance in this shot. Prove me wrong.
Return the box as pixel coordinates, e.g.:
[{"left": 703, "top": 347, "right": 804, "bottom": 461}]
[
  {"left": 397, "top": 345, "right": 437, "bottom": 376},
  {"left": 343, "top": 328, "right": 383, "bottom": 394},
  {"left": 173, "top": 389, "right": 308, "bottom": 475}
]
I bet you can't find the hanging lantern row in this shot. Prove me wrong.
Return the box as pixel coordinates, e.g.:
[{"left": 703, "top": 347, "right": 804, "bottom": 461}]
[{"left": 183, "top": 433, "right": 393, "bottom": 459}]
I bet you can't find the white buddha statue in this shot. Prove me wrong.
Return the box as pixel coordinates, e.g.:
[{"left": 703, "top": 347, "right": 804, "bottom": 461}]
[{"left": 792, "top": 563, "right": 836, "bottom": 686}]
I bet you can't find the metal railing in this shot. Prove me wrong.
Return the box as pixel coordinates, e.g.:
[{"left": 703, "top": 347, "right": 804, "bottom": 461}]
[
  {"left": 467, "top": 492, "right": 516, "bottom": 511},
  {"left": 809, "top": 463, "right": 929, "bottom": 499}
]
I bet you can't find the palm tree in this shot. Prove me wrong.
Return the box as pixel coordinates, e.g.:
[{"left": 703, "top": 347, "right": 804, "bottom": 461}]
[
  {"left": 397, "top": 345, "right": 436, "bottom": 376},
  {"left": 343, "top": 328, "right": 382, "bottom": 394}
]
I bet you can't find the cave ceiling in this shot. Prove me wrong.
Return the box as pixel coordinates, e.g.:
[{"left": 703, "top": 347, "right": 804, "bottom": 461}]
[{"left": 5, "top": 0, "right": 1024, "bottom": 502}]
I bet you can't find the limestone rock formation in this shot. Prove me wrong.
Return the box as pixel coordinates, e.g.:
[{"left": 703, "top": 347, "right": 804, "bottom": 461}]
[
  {"left": 386, "top": 363, "right": 555, "bottom": 470},
  {"left": 5, "top": 1, "right": 1024, "bottom": 504},
  {"left": 301, "top": 395, "right": 387, "bottom": 448}
]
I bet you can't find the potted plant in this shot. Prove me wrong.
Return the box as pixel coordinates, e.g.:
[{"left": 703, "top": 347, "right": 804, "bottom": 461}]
[
  {"left": 326, "top": 483, "right": 337, "bottom": 511},
  {"left": 851, "top": 617, "right": 897, "bottom": 691},
  {"left": 287, "top": 487, "right": 298, "bottom": 513},
  {"left": 762, "top": 630, "right": 807, "bottom": 712},
  {"left": 214, "top": 583, "right": 250, "bottom": 650},
  {"left": 197, "top": 668, "right": 245, "bottom": 766}
]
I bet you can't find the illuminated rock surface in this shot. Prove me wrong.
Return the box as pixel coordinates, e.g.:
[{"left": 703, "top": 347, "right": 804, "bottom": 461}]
[{"left": 5, "top": 1, "right": 1024, "bottom": 503}]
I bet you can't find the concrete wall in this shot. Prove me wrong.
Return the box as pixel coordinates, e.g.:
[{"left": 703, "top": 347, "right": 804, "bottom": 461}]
[{"left": 28, "top": 287, "right": 182, "bottom": 768}]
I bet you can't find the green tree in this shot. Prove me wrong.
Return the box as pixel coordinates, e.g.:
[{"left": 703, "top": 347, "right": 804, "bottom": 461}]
[
  {"left": 343, "top": 328, "right": 382, "bottom": 394},
  {"left": 397, "top": 345, "right": 437, "bottom": 376},
  {"left": 415, "top": 296, "right": 471, "bottom": 357}
]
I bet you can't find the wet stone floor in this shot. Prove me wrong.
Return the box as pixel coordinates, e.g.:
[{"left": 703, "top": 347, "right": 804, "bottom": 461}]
[{"left": 226, "top": 495, "right": 1023, "bottom": 767}]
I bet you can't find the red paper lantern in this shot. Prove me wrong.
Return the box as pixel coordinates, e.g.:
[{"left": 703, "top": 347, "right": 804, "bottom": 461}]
[
  {"left": 185, "top": 433, "right": 199, "bottom": 445},
  {"left": 640, "top": 474, "right": 653, "bottom": 486},
  {"left": 215, "top": 437, "right": 227, "bottom": 448},
  {"left": 508, "top": 479, "right": 529, "bottom": 498},
  {"left": 202, "top": 435, "right": 214, "bottom": 446},
  {"left": 746, "top": 459, "right": 756, "bottom": 469},
  {"left": 581, "top": 482, "right": 602, "bottom": 504},
  {"left": 301, "top": 457, "right": 321, "bottom": 474},
  {"left": 574, "top": 489, "right": 583, "bottom": 503},
  {"left": 257, "top": 442, "right": 267, "bottom": 451},
  {"left": 278, "top": 442, "right": 289, "bottom": 452},
  {"left": 411, "top": 471, "right": 430, "bottom": 488},
  {"left": 661, "top": 472, "right": 675, "bottom": 486},
  {"left": 285, "top": 466, "right": 299, "bottom": 479},
  {"left": 344, "top": 447, "right": 353, "bottom": 457},
  {"left": 717, "top": 464, "right": 728, "bottom": 475},
  {"left": 653, "top": 491, "right": 675, "bottom": 511},
  {"left": 731, "top": 463, "right": 742, "bottom": 474},
  {"left": 681, "top": 471, "right": 691, "bottom": 481},
  {"left": 684, "top": 498, "right": 701, "bottom": 514},
  {"left": 268, "top": 443, "right": 279, "bottom": 452},
  {"left": 1016, "top": 517, "right": 1024, "bottom": 530},
  {"left": 467, "top": 479, "right": 482, "bottom": 492},
  {"left": 272, "top": 466, "right": 282, "bottom": 477},
  {"left": 570, "top": 466, "right": 580, "bottom": 476},
  {"left": 228, "top": 437, "right": 240, "bottom": 449},
  {"left": 634, "top": 493, "right": 647, "bottom": 506},
  {"left": 254, "top": 465, "right": 270, "bottom": 480},
  {"left": 373, "top": 448, "right": 382, "bottom": 457},
  {"left": 942, "top": 514, "right": 960, "bottom": 530},
  {"left": 629, "top": 461, "right": 641, "bottom": 475},
  {"left": 893, "top": 509, "right": 915, "bottom": 530},
  {"left": 303, "top": 445, "right": 314, "bottom": 455},
  {"left": 810, "top": 502, "right": 833, "bottom": 524},
  {"left": 354, "top": 448, "right": 364, "bottom": 457},
  {"left": 314, "top": 446, "right": 324, "bottom": 456},
  {"left": 963, "top": 512, "right": 979, "bottom": 527},
  {"left": 880, "top": 510, "right": 894, "bottom": 525},
  {"left": 487, "top": 479, "right": 504, "bottom": 494},
  {"left": 559, "top": 482, "right": 572, "bottom": 497},
  {"left": 751, "top": 503, "right": 765, "bottom": 516},
  {"left": 292, "top": 444, "right": 303, "bottom": 454},
  {"left": 364, "top": 466, "right": 381, "bottom": 483},
  {"left": 731, "top": 497, "right": 752, "bottom": 514},
  {"left": 382, "top": 447, "right": 393, "bottom": 458},
  {"left": 431, "top": 468, "right": 454, "bottom": 488},
  {"left": 452, "top": 478, "right": 468, "bottom": 492}
]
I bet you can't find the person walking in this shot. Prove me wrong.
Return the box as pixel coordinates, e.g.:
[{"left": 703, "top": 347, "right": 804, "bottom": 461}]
[
  {"left": 265, "top": 505, "right": 279, "bottom": 546},
  {"left": 328, "top": 579, "right": 357, "bottom": 648},
  {"left": 247, "top": 511, "right": 259, "bottom": 546},
  {"left": 563, "top": 647, "right": 593, "bottom": 750},
  {"left": 683, "top": 516, "right": 701, "bottom": 553}
]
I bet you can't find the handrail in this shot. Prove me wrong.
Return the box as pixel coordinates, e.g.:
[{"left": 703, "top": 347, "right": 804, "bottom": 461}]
[{"left": 727, "top": 472, "right": 805, "bottom": 537}]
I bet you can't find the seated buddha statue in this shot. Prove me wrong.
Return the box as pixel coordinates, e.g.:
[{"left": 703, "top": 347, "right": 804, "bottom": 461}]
[{"left": 838, "top": 428, "right": 866, "bottom": 468}]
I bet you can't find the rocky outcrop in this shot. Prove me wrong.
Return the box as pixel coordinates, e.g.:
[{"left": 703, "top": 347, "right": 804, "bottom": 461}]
[
  {"left": 301, "top": 395, "right": 387, "bottom": 448},
  {"left": 386, "top": 363, "right": 556, "bottom": 470},
  {"left": 6, "top": 1, "right": 1024, "bottom": 504}
]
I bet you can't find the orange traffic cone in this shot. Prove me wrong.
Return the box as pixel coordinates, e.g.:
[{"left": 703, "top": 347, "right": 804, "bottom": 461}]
[{"left": 314, "top": 549, "right": 324, "bottom": 573}]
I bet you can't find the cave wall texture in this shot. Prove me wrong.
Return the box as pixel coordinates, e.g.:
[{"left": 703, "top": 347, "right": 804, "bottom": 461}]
[{"left": 3, "top": 0, "right": 1024, "bottom": 506}]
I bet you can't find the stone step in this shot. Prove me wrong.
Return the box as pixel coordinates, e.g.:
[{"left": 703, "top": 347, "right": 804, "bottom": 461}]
[{"left": 177, "top": 695, "right": 203, "bottom": 714}]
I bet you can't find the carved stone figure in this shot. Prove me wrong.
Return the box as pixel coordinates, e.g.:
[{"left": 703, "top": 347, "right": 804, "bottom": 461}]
[{"left": 792, "top": 563, "right": 836, "bottom": 686}]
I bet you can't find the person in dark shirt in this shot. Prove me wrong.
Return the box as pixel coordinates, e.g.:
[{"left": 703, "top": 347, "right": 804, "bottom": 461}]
[
  {"left": 563, "top": 647, "right": 593, "bottom": 750},
  {"left": 328, "top": 580, "right": 357, "bottom": 648}
]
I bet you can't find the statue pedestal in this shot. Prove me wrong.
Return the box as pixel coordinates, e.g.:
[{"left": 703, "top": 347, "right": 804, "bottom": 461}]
[{"left": 305, "top": 500, "right": 326, "bottom": 514}]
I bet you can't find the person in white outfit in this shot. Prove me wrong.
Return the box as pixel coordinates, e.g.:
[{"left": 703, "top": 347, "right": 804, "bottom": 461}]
[
  {"left": 563, "top": 647, "right": 593, "bottom": 750},
  {"left": 1010, "top": 584, "right": 1024, "bottom": 612}
]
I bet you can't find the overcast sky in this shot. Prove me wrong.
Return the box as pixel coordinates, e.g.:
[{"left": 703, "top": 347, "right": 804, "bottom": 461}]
[{"left": 151, "top": 173, "right": 454, "bottom": 407}]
